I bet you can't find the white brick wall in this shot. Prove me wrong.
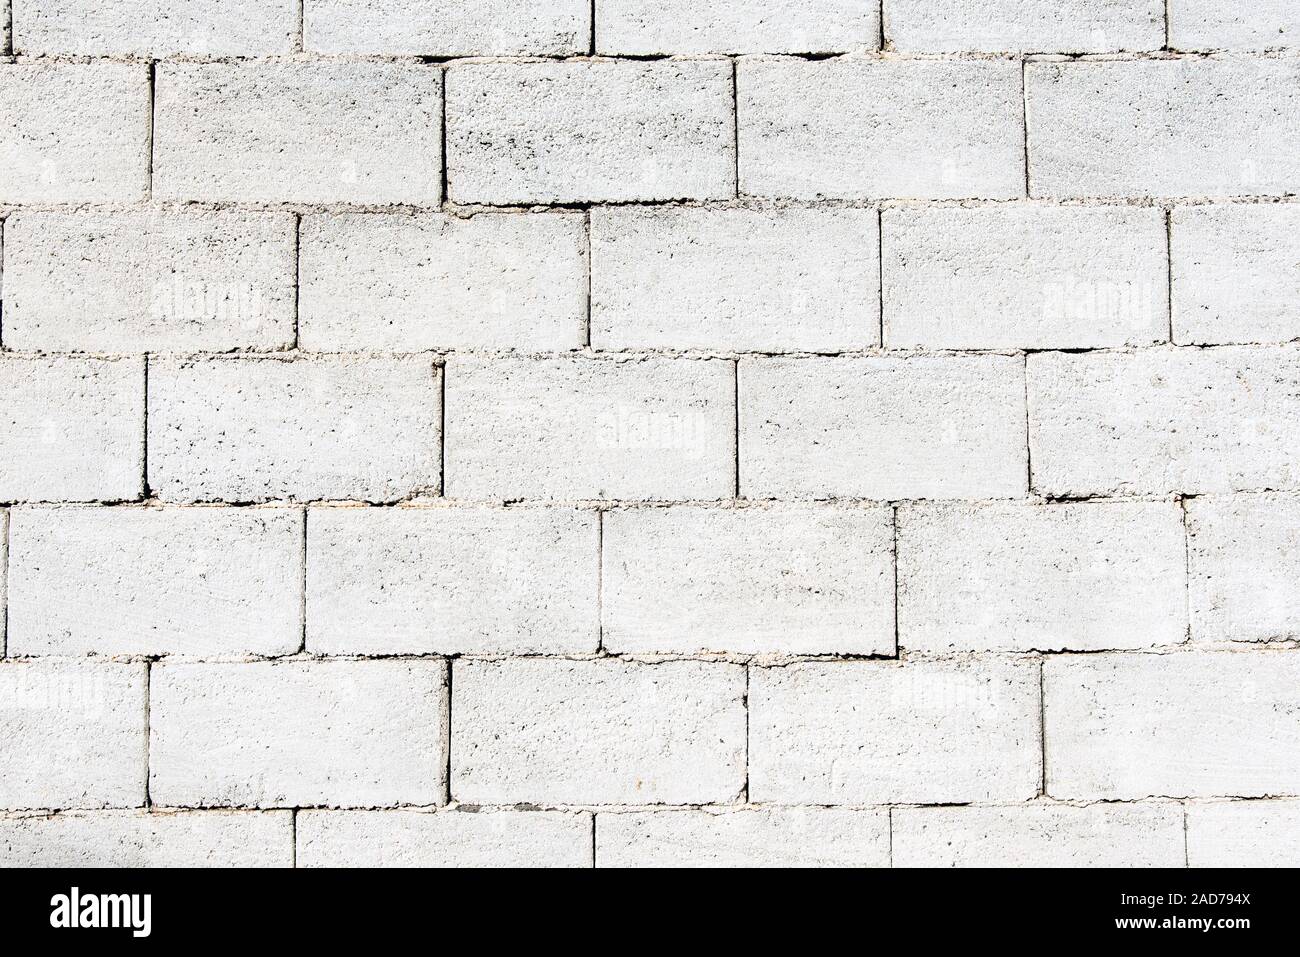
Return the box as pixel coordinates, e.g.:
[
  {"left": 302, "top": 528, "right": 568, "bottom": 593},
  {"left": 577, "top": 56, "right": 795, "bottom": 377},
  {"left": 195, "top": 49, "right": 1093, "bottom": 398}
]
[
  {"left": 882, "top": 205, "right": 1168, "bottom": 350},
  {"left": 0, "top": 356, "right": 144, "bottom": 503},
  {"left": 1171, "top": 205, "right": 1300, "bottom": 345},
  {"left": 8, "top": 506, "right": 302, "bottom": 657},
  {"left": 597, "top": 808, "right": 890, "bottom": 867},
  {"left": 886, "top": 0, "right": 1164, "bottom": 53},
  {"left": 1186, "top": 495, "right": 1300, "bottom": 642},
  {"left": 306, "top": 505, "right": 599, "bottom": 655},
  {"left": 446, "top": 61, "right": 735, "bottom": 205},
  {"left": 150, "top": 661, "right": 448, "bottom": 808},
  {"left": 1186, "top": 800, "right": 1300, "bottom": 867},
  {"left": 603, "top": 504, "right": 894, "bottom": 655},
  {"left": 299, "top": 212, "right": 587, "bottom": 352},
  {"left": 0, "top": 62, "right": 149, "bottom": 203},
  {"left": 591, "top": 206, "right": 879, "bottom": 351},
  {"left": 452, "top": 659, "right": 746, "bottom": 805},
  {"left": 13, "top": 0, "right": 297, "bottom": 55},
  {"left": 738, "top": 58, "right": 1024, "bottom": 200},
  {"left": 5, "top": 211, "right": 297, "bottom": 352},
  {"left": 897, "top": 501, "right": 1186, "bottom": 652},
  {"left": 1028, "top": 346, "right": 1300, "bottom": 496},
  {"left": 0, "top": 811, "right": 292, "bottom": 867},
  {"left": 740, "top": 355, "right": 1027, "bottom": 499},
  {"left": 154, "top": 62, "right": 443, "bottom": 204},
  {"left": 0, "top": 661, "right": 147, "bottom": 810},
  {"left": 1044, "top": 651, "right": 1300, "bottom": 800},
  {"left": 444, "top": 356, "right": 734, "bottom": 501},
  {"left": 598, "top": 1, "right": 880, "bottom": 55},
  {"left": 1169, "top": 2, "right": 1300, "bottom": 50},
  {"left": 148, "top": 356, "right": 442, "bottom": 502},
  {"left": 2, "top": 1, "right": 1295, "bottom": 869},
  {"left": 892, "top": 803, "right": 1185, "bottom": 867},
  {"left": 304, "top": 0, "right": 589, "bottom": 56},
  {"left": 297, "top": 810, "right": 592, "bottom": 867},
  {"left": 749, "top": 660, "right": 1041, "bottom": 804},
  {"left": 1026, "top": 59, "right": 1300, "bottom": 198}
]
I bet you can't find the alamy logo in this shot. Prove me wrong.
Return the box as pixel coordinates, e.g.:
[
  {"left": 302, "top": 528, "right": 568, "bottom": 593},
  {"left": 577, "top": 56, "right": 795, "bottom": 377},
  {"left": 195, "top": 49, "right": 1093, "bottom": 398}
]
[{"left": 49, "top": 887, "right": 152, "bottom": 938}]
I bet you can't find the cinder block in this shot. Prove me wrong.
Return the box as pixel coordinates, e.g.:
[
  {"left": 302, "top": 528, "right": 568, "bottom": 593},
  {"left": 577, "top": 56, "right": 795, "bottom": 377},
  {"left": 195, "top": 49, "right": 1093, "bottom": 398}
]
[
  {"left": 0, "top": 62, "right": 149, "bottom": 202},
  {"left": 452, "top": 659, "right": 746, "bottom": 805},
  {"left": 1187, "top": 495, "right": 1300, "bottom": 642},
  {"left": 1172, "top": 205, "right": 1300, "bottom": 345},
  {"left": 1170, "top": 1, "right": 1300, "bottom": 50},
  {"left": 150, "top": 661, "right": 448, "bottom": 808},
  {"left": 299, "top": 212, "right": 586, "bottom": 351},
  {"left": 0, "top": 356, "right": 144, "bottom": 503},
  {"left": 7, "top": 506, "right": 302, "bottom": 658},
  {"left": 883, "top": 205, "right": 1168, "bottom": 349},
  {"left": 147, "top": 356, "right": 441, "bottom": 503},
  {"left": 0, "top": 811, "right": 293, "bottom": 867},
  {"left": 154, "top": 62, "right": 442, "bottom": 204},
  {"left": 597, "top": 0, "right": 880, "bottom": 54},
  {"left": 602, "top": 505, "right": 894, "bottom": 655},
  {"left": 13, "top": 0, "right": 296, "bottom": 54},
  {"left": 738, "top": 58, "right": 1024, "bottom": 199},
  {"left": 0, "top": 511, "right": 7, "bottom": 655},
  {"left": 446, "top": 61, "right": 735, "bottom": 204},
  {"left": 597, "top": 808, "right": 890, "bottom": 867},
  {"left": 0, "top": 661, "right": 146, "bottom": 810},
  {"left": 893, "top": 803, "right": 1186, "bottom": 867},
  {"left": 886, "top": 0, "right": 1164, "bottom": 52},
  {"left": 297, "top": 810, "right": 592, "bottom": 867},
  {"left": 304, "top": 0, "right": 588, "bottom": 55},
  {"left": 1044, "top": 651, "right": 1300, "bottom": 799},
  {"left": 1026, "top": 59, "right": 1300, "bottom": 197},
  {"left": 1187, "top": 800, "right": 1300, "bottom": 867},
  {"left": 739, "top": 355, "right": 1027, "bottom": 500},
  {"left": 4, "top": 211, "right": 296, "bottom": 352},
  {"left": 1028, "top": 346, "right": 1300, "bottom": 496},
  {"left": 897, "top": 501, "right": 1187, "bottom": 652},
  {"left": 749, "top": 660, "right": 1041, "bottom": 804},
  {"left": 591, "top": 206, "right": 880, "bottom": 351},
  {"left": 306, "top": 505, "right": 598, "bottom": 655},
  {"left": 444, "top": 357, "right": 734, "bottom": 501}
]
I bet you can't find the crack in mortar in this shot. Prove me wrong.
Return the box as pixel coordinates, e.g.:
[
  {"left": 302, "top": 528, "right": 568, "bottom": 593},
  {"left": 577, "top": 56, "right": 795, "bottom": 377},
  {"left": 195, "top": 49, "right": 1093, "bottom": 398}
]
[
  {"left": 6, "top": 339, "right": 1300, "bottom": 362},
  {"left": 5, "top": 794, "right": 1291, "bottom": 817},
  {"left": 0, "top": 195, "right": 1297, "bottom": 219},
  {"left": 5, "top": 49, "right": 1300, "bottom": 65},
  {"left": 6, "top": 644, "right": 1298, "bottom": 669}
]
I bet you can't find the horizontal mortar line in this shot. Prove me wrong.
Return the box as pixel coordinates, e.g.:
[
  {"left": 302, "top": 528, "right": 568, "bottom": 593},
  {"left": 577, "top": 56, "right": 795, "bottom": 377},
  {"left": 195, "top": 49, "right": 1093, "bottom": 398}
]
[
  {"left": 3, "top": 642, "right": 1298, "bottom": 668},
  {"left": 3, "top": 341, "right": 1299, "bottom": 363},
  {"left": 2, "top": 194, "right": 1299, "bottom": 217},
  {"left": 4, "top": 490, "right": 1288, "bottom": 511},
  {"left": 405, "top": 193, "right": 1300, "bottom": 212},
  {"left": 3, "top": 489, "right": 1298, "bottom": 509},
  {"left": 5, "top": 49, "right": 1300, "bottom": 67},
  {"left": 0, "top": 499, "right": 902, "bottom": 511},
  {"left": 3, "top": 792, "right": 1296, "bottom": 819}
]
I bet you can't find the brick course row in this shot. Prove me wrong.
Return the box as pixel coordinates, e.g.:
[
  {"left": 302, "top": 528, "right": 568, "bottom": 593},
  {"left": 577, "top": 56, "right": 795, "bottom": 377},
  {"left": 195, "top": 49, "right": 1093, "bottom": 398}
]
[
  {"left": 5, "top": 204, "right": 1296, "bottom": 352},
  {"left": 3, "top": 59, "right": 1299, "bottom": 204},
  {"left": 6, "top": 349, "right": 1300, "bottom": 502},
  {"left": 8, "top": 3, "right": 1298, "bottom": 55},
  {"left": 10, "top": 494, "right": 1300, "bottom": 657},
  {"left": 3, "top": 800, "right": 1298, "bottom": 867},
  {"left": 3, "top": 653, "right": 1299, "bottom": 811},
  {"left": 2, "top": 497, "right": 1297, "bottom": 655}
]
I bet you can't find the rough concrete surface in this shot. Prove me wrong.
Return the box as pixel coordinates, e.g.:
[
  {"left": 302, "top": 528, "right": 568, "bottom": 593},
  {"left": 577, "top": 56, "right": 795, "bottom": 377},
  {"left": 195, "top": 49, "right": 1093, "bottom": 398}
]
[{"left": 0, "top": 0, "right": 1296, "bottom": 869}]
